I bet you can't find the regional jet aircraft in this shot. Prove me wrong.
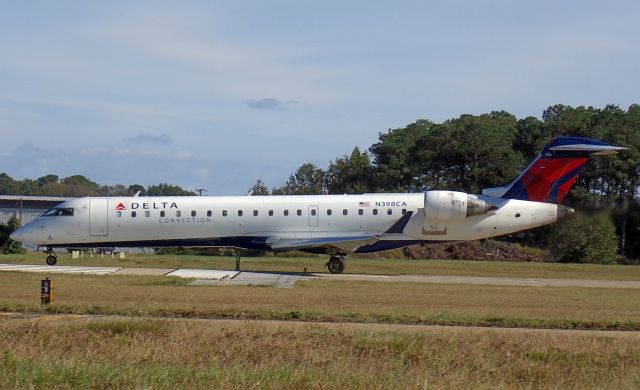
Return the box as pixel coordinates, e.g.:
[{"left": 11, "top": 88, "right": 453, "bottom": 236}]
[{"left": 10, "top": 137, "right": 625, "bottom": 273}]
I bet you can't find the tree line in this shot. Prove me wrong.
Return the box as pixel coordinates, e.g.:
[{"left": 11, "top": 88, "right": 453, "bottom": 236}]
[
  {"left": 250, "top": 104, "right": 640, "bottom": 261},
  {"left": 0, "top": 174, "right": 196, "bottom": 197}
]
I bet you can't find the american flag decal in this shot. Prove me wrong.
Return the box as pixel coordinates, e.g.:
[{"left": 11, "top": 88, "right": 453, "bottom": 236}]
[{"left": 358, "top": 201, "right": 370, "bottom": 207}]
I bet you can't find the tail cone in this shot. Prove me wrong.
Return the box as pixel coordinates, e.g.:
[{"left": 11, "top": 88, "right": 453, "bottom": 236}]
[{"left": 557, "top": 205, "right": 575, "bottom": 220}]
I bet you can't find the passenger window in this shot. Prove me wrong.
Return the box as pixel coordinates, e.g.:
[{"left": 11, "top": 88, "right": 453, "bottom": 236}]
[
  {"left": 297, "top": 209, "right": 302, "bottom": 216},
  {"left": 373, "top": 209, "right": 378, "bottom": 215},
  {"left": 402, "top": 208, "right": 407, "bottom": 215},
  {"left": 358, "top": 209, "right": 363, "bottom": 216},
  {"left": 145, "top": 211, "right": 150, "bottom": 217},
  {"left": 284, "top": 210, "right": 289, "bottom": 216},
  {"left": 176, "top": 211, "right": 181, "bottom": 217},
  {"left": 327, "top": 209, "right": 332, "bottom": 216},
  {"left": 253, "top": 210, "right": 258, "bottom": 216},
  {"left": 191, "top": 210, "right": 196, "bottom": 217},
  {"left": 311, "top": 209, "right": 316, "bottom": 216},
  {"left": 223, "top": 210, "right": 228, "bottom": 217},
  {"left": 387, "top": 209, "right": 392, "bottom": 215},
  {"left": 160, "top": 211, "right": 165, "bottom": 217},
  {"left": 116, "top": 211, "right": 122, "bottom": 218},
  {"left": 343, "top": 209, "right": 348, "bottom": 216},
  {"left": 268, "top": 210, "right": 273, "bottom": 216},
  {"left": 238, "top": 210, "right": 243, "bottom": 217},
  {"left": 131, "top": 211, "right": 137, "bottom": 218},
  {"left": 207, "top": 210, "right": 212, "bottom": 217}
]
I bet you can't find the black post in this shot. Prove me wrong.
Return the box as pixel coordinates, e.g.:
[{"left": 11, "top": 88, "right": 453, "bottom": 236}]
[{"left": 235, "top": 255, "right": 241, "bottom": 271}]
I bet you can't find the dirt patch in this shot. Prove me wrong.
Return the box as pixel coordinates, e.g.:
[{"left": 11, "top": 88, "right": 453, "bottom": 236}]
[
  {"left": 354, "top": 241, "right": 550, "bottom": 262},
  {"left": 409, "top": 241, "right": 549, "bottom": 262}
]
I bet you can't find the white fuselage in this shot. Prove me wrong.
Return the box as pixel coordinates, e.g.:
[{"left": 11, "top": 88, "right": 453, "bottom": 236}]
[{"left": 12, "top": 192, "right": 560, "bottom": 254}]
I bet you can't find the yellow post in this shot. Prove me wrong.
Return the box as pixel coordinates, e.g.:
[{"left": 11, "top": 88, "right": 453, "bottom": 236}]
[{"left": 41, "top": 278, "right": 54, "bottom": 307}]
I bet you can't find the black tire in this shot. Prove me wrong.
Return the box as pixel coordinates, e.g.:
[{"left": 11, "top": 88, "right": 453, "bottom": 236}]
[
  {"left": 327, "top": 258, "right": 345, "bottom": 274},
  {"left": 46, "top": 255, "right": 57, "bottom": 266}
]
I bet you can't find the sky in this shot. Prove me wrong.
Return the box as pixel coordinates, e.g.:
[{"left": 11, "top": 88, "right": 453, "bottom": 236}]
[{"left": 1, "top": 1, "right": 639, "bottom": 195}]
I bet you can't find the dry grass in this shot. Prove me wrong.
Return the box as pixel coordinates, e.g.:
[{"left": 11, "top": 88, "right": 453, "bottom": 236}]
[
  {"left": 1, "top": 272, "right": 640, "bottom": 330},
  {"left": 3, "top": 253, "right": 640, "bottom": 280},
  {"left": 1, "top": 315, "right": 639, "bottom": 389}
]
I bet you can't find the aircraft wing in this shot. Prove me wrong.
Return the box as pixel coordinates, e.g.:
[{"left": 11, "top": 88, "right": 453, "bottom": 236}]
[
  {"left": 266, "top": 234, "right": 380, "bottom": 253},
  {"left": 263, "top": 211, "right": 415, "bottom": 253}
]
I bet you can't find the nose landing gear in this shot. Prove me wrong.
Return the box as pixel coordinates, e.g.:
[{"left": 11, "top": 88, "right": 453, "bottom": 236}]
[
  {"left": 45, "top": 247, "right": 57, "bottom": 266},
  {"left": 325, "top": 255, "right": 345, "bottom": 274}
]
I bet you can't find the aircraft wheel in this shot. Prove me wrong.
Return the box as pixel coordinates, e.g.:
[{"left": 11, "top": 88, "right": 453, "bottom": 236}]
[
  {"left": 46, "top": 255, "right": 57, "bottom": 266},
  {"left": 327, "top": 257, "right": 345, "bottom": 274}
]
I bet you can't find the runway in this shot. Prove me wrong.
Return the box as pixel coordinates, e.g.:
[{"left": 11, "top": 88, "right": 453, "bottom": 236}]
[
  {"left": 0, "top": 263, "right": 306, "bottom": 288},
  {"left": 1, "top": 263, "right": 639, "bottom": 289}
]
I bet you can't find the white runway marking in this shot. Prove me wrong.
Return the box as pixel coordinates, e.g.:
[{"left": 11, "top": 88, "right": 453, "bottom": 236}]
[
  {"left": 0, "top": 264, "right": 121, "bottom": 275},
  {"left": 167, "top": 269, "right": 239, "bottom": 280}
]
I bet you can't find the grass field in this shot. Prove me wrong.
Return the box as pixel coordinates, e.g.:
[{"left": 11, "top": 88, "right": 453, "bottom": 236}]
[
  {"left": 3, "top": 252, "right": 640, "bottom": 280},
  {"left": 3, "top": 255, "right": 640, "bottom": 388},
  {"left": 1, "top": 271, "right": 640, "bottom": 330},
  {"left": 1, "top": 315, "right": 639, "bottom": 389}
]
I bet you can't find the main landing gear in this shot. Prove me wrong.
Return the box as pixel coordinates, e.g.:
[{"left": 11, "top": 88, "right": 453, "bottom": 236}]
[
  {"left": 45, "top": 247, "right": 57, "bottom": 266},
  {"left": 326, "top": 255, "right": 345, "bottom": 274}
]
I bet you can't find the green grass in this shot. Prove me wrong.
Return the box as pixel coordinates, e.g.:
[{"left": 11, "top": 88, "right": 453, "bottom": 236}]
[
  {"left": 1, "top": 315, "right": 639, "bottom": 389},
  {"left": 2, "top": 254, "right": 640, "bottom": 388},
  {"left": 3, "top": 252, "right": 640, "bottom": 280},
  {"left": 1, "top": 272, "right": 640, "bottom": 330}
]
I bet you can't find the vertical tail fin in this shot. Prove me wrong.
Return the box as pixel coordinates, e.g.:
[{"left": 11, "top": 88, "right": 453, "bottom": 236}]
[{"left": 482, "top": 137, "right": 626, "bottom": 203}]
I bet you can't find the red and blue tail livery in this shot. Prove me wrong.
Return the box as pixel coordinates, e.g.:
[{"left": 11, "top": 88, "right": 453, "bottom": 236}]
[{"left": 483, "top": 137, "right": 626, "bottom": 203}]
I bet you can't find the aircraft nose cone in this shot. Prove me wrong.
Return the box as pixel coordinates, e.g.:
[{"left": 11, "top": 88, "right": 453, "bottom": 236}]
[{"left": 557, "top": 205, "right": 575, "bottom": 220}]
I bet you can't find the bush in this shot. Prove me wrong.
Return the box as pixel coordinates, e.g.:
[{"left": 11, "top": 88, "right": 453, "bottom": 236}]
[
  {"left": 0, "top": 217, "right": 24, "bottom": 254},
  {"left": 548, "top": 212, "right": 619, "bottom": 264}
]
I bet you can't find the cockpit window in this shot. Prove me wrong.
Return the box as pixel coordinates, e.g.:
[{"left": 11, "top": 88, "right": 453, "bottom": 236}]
[{"left": 42, "top": 208, "right": 74, "bottom": 217}]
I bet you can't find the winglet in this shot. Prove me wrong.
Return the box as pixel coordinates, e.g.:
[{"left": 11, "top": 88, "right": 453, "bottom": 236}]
[{"left": 385, "top": 211, "right": 414, "bottom": 234}]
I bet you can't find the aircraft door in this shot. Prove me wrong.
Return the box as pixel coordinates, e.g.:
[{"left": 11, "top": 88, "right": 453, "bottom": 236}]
[
  {"left": 308, "top": 205, "right": 318, "bottom": 227},
  {"left": 89, "top": 198, "right": 109, "bottom": 236}
]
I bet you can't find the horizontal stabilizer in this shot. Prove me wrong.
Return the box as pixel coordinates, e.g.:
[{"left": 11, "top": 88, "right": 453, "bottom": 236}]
[{"left": 549, "top": 143, "right": 627, "bottom": 155}]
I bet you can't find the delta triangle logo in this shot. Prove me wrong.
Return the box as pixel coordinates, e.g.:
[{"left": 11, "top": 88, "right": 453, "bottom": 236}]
[{"left": 115, "top": 202, "right": 126, "bottom": 211}]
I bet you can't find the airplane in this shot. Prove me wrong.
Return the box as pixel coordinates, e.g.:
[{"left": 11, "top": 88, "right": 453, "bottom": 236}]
[{"left": 10, "top": 136, "right": 625, "bottom": 274}]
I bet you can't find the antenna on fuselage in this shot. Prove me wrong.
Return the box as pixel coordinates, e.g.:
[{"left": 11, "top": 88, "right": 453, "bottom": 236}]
[
  {"left": 133, "top": 191, "right": 141, "bottom": 197},
  {"left": 195, "top": 188, "right": 207, "bottom": 196}
]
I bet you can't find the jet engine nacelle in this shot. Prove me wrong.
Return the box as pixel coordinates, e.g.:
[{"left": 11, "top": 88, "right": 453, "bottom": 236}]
[{"left": 424, "top": 191, "right": 491, "bottom": 223}]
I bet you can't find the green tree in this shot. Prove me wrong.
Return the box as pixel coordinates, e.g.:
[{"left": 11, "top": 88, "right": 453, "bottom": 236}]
[
  {"left": 0, "top": 217, "right": 24, "bottom": 254},
  {"left": 547, "top": 213, "right": 619, "bottom": 264},
  {"left": 248, "top": 179, "right": 270, "bottom": 195},
  {"left": 146, "top": 183, "right": 196, "bottom": 196},
  {"left": 128, "top": 184, "right": 146, "bottom": 196},
  {"left": 326, "top": 147, "right": 373, "bottom": 194},
  {"left": 58, "top": 175, "right": 101, "bottom": 196},
  {"left": 514, "top": 116, "right": 548, "bottom": 161},
  {"left": 369, "top": 119, "right": 434, "bottom": 191},
  {"left": 413, "top": 112, "right": 524, "bottom": 193},
  {"left": 273, "top": 163, "right": 325, "bottom": 195},
  {"left": 0, "top": 173, "right": 18, "bottom": 195},
  {"left": 61, "top": 175, "right": 98, "bottom": 187},
  {"left": 36, "top": 174, "right": 59, "bottom": 187}
]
